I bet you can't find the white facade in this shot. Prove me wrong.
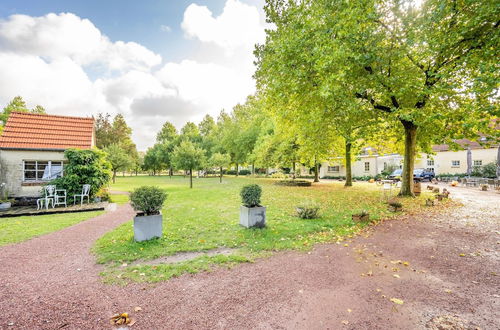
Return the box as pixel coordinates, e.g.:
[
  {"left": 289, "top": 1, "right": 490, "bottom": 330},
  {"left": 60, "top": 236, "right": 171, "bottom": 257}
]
[{"left": 319, "top": 147, "right": 498, "bottom": 178}]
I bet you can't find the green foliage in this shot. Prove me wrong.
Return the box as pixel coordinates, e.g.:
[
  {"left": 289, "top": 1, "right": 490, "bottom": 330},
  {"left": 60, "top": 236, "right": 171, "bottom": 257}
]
[
  {"left": 209, "top": 152, "right": 231, "bottom": 169},
  {"left": 50, "top": 148, "right": 112, "bottom": 201},
  {"left": 275, "top": 180, "right": 312, "bottom": 187},
  {"left": 156, "top": 121, "right": 178, "bottom": 144},
  {"left": 296, "top": 201, "right": 320, "bottom": 219},
  {"left": 172, "top": 140, "right": 206, "bottom": 171},
  {"left": 480, "top": 162, "right": 497, "bottom": 178},
  {"left": 240, "top": 184, "right": 262, "bottom": 207},
  {"left": 0, "top": 96, "right": 46, "bottom": 130},
  {"left": 130, "top": 186, "right": 167, "bottom": 216},
  {"left": 104, "top": 143, "right": 133, "bottom": 181}
]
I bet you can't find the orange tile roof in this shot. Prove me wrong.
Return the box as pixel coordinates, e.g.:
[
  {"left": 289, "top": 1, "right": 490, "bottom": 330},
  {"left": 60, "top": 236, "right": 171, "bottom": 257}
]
[{"left": 0, "top": 112, "right": 94, "bottom": 150}]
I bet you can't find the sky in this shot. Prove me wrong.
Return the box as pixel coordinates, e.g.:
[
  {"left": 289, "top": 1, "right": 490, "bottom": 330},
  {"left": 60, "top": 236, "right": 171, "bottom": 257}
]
[{"left": 0, "top": 0, "right": 268, "bottom": 150}]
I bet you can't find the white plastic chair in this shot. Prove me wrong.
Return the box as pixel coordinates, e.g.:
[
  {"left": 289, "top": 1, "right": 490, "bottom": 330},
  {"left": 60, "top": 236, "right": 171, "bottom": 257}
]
[{"left": 73, "top": 184, "right": 91, "bottom": 206}]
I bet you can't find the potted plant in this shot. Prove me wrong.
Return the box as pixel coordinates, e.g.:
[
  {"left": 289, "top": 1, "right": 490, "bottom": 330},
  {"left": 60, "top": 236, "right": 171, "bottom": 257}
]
[
  {"left": 387, "top": 200, "right": 403, "bottom": 212},
  {"left": 442, "top": 188, "right": 450, "bottom": 198},
  {"left": 436, "top": 194, "right": 444, "bottom": 201},
  {"left": 130, "top": 186, "right": 167, "bottom": 242},
  {"left": 0, "top": 183, "right": 12, "bottom": 210},
  {"left": 240, "top": 184, "right": 266, "bottom": 228},
  {"left": 414, "top": 181, "right": 422, "bottom": 196},
  {"left": 481, "top": 184, "right": 488, "bottom": 191},
  {"left": 352, "top": 210, "right": 370, "bottom": 222},
  {"left": 296, "top": 201, "right": 320, "bottom": 219}
]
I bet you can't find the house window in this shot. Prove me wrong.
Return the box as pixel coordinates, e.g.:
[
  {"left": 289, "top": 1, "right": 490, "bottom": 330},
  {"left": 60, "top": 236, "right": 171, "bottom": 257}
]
[
  {"left": 327, "top": 166, "right": 340, "bottom": 172},
  {"left": 383, "top": 162, "right": 387, "bottom": 170},
  {"left": 427, "top": 159, "right": 434, "bottom": 166},
  {"left": 364, "top": 162, "right": 370, "bottom": 172},
  {"left": 451, "top": 160, "right": 460, "bottom": 167},
  {"left": 473, "top": 160, "right": 482, "bottom": 166},
  {"left": 23, "top": 161, "right": 64, "bottom": 181}
]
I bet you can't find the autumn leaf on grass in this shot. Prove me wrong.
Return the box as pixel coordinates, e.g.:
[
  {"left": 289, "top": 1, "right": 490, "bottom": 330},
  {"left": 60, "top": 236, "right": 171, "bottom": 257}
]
[
  {"left": 341, "top": 320, "right": 349, "bottom": 325},
  {"left": 110, "top": 312, "right": 135, "bottom": 326},
  {"left": 390, "top": 298, "right": 404, "bottom": 305}
]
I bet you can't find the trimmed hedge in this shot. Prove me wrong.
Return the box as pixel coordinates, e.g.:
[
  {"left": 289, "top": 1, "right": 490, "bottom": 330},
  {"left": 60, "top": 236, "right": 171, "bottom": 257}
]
[{"left": 274, "top": 180, "right": 312, "bottom": 187}]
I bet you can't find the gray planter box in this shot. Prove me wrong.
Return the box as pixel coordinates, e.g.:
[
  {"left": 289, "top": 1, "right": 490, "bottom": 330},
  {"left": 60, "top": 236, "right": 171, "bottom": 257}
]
[
  {"left": 240, "top": 206, "right": 266, "bottom": 228},
  {"left": 134, "top": 213, "right": 163, "bottom": 242},
  {"left": 0, "top": 202, "right": 11, "bottom": 210}
]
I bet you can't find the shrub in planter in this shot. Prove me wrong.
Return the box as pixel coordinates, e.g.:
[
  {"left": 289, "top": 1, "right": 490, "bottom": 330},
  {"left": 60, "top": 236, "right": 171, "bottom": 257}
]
[
  {"left": 130, "top": 186, "right": 167, "bottom": 242},
  {"left": 425, "top": 198, "right": 435, "bottom": 206},
  {"left": 239, "top": 184, "right": 266, "bottom": 228},
  {"left": 436, "top": 194, "right": 444, "bottom": 201},
  {"left": 387, "top": 200, "right": 403, "bottom": 212},
  {"left": 296, "top": 201, "right": 320, "bottom": 219},
  {"left": 352, "top": 210, "right": 370, "bottom": 222}
]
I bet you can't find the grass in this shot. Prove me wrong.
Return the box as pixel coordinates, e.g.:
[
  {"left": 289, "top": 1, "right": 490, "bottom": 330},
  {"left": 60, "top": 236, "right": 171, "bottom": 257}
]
[
  {"left": 94, "top": 175, "right": 444, "bottom": 284},
  {"left": 0, "top": 211, "right": 104, "bottom": 246}
]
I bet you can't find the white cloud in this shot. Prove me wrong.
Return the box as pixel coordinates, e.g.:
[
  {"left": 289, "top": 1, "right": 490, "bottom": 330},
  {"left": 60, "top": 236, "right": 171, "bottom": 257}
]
[
  {"left": 0, "top": 1, "right": 266, "bottom": 150},
  {"left": 181, "top": 0, "right": 265, "bottom": 54}
]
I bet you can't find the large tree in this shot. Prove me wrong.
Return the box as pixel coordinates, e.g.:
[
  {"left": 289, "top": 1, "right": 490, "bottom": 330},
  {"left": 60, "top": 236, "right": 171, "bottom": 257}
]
[
  {"left": 172, "top": 140, "right": 206, "bottom": 188},
  {"left": 1, "top": 96, "right": 46, "bottom": 131},
  {"left": 104, "top": 143, "right": 133, "bottom": 183},
  {"left": 257, "top": 0, "right": 499, "bottom": 195}
]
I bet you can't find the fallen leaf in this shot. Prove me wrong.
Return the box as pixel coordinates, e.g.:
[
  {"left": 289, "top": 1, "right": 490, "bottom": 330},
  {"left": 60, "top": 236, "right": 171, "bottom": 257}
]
[
  {"left": 390, "top": 298, "right": 404, "bottom": 305},
  {"left": 376, "top": 288, "right": 382, "bottom": 292},
  {"left": 344, "top": 243, "right": 349, "bottom": 247},
  {"left": 347, "top": 309, "right": 352, "bottom": 313},
  {"left": 459, "top": 253, "right": 466, "bottom": 257},
  {"left": 341, "top": 320, "right": 349, "bottom": 325},
  {"left": 134, "top": 306, "right": 142, "bottom": 312},
  {"left": 445, "top": 289, "right": 452, "bottom": 294},
  {"left": 393, "top": 274, "right": 400, "bottom": 278},
  {"left": 402, "top": 261, "right": 410, "bottom": 266},
  {"left": 367, "top": 270, "right": 373, "bottom": 276}
]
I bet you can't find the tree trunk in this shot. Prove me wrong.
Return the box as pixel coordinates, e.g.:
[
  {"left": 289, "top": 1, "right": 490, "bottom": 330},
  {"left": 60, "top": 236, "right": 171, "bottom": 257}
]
[
  {"left": 314, "top": 161, "right": 320, "bottom": 182},
  {"left": 122, "top": 171, "right": 125, "bottom": 177},
  {"left": 399, "top": 120, "right": 418, "bottom": 196},
  {"left": 292, "top": 162, "right": 296, "bottom": 179},
  {"left": 252, "top": 162, "right": 255, "bottom": 176},
  {"left": 112, "top": 170, "right": 116, "bottom": 183},
  {"left": 345, "top": 141, "right": 353, "bottom": 187},
  {"left": 169, "top": 167, "right": 172, "bottom": 179},
  {"left": 235, "top": 163, "right": 239, "bottom": 177},
  {"left": 265, "top": 168, "right": 269, "bottom": 178},
  {"left": 190, "top": 169, "right": 193, "bottom": 188},
  {"left": 220, "top": 166, "right": 223, "bottom": 183}
]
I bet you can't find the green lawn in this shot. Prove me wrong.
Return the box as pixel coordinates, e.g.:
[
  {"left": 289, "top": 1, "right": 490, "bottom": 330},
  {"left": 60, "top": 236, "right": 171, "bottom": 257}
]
[
  {"left": 0, "top": 211, "right": 104, "bottom": 246},
  {"left": 94, "top": 176, "right": 440, "bottom": 284}
]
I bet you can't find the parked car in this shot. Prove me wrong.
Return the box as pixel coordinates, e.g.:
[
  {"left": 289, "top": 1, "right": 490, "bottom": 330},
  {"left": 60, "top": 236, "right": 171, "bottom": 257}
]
[
  {"left": 388, "top": 169, "right": 402, "bottom": 181},
  {"left": 413, "top": 168, "right": 435, "bottom": 182},
  {"left": 388, "top": 168, "right": 435, "bottom": 182}
]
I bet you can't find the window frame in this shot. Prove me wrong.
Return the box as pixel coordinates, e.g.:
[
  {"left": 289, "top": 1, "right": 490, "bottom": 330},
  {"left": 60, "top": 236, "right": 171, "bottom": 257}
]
[
  {"left": 473, "top": 160, "right": 482, "bottom": 166},
  {"left": 327, "top": 165, "right": 340, "bottom": 173},
  {"left": 364, "top": 162, "right": 370, "bottom": 172},
  {"left": 22, "top": 160, "right": 64, "bottom": 182},
  {"left": 451, "top": 160, "right": 460, "bottom": 167},
  {"left": 427, "top": 159, "right": 435, "bottom": 166}
]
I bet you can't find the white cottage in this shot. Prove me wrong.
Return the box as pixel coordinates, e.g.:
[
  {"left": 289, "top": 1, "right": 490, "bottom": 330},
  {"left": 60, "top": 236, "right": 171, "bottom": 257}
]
[{"left": 0, "top": 112, "right": 95, "bottom": 200}]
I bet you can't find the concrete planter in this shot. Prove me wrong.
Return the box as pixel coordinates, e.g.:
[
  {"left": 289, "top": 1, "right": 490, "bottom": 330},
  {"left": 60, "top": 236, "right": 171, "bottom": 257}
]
[
  {"left": 134, "top": 212, "right": 163, "bottom": 242},
  {"left": 240, "top": 206, "right": 266, "bottom": 228}
]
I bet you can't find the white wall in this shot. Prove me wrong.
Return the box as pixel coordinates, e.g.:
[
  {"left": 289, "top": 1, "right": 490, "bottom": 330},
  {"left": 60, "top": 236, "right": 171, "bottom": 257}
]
[{"left": 0, "top": 149, "right": 65, "bottom": 197}]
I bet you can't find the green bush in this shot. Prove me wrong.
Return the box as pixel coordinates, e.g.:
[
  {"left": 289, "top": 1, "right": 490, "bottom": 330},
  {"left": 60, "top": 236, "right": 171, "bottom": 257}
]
[
  {"left": 130, "top": 186, "right": 167, "bottom": 215},
  {"left": 240, "top": 184, "right": 262, "bottom": 207},
  {"left": 49, "top": 148, "right": 112, "bottom": 202},
  {"left": 296, "top": 201, "right": 320, "bottom": 219},
  {"left": 95, "top": 188, "right": 111, "bottom": 202},
  {"left": 274, "top": 180, "right": 312, "bottom": 187},
  {"left": 481, "top": 162, "right": 497, "bottom": 178}
]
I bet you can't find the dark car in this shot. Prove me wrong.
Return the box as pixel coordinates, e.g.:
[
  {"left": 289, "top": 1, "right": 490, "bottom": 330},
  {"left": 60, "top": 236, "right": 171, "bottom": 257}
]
[
  {"left": 388, "top": 168, "right": 434, "bottom": 181},
  {"left": 413, "top": 168, "right": 435, "bottom": 182}
]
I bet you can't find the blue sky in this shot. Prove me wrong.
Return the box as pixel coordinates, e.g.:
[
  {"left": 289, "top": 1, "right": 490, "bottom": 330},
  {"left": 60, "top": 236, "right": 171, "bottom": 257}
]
[
  {"left": 0, "top": 0, "right": 229, "bottom": 62},
  {"left": 0, "top": 0, "right": 267, "bottom": 149}
]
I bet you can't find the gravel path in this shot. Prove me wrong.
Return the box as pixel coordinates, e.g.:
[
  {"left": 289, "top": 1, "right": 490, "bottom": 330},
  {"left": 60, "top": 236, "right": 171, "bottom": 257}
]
[{"left": 0, "top": 186, "right": 498, "bottom": 329}]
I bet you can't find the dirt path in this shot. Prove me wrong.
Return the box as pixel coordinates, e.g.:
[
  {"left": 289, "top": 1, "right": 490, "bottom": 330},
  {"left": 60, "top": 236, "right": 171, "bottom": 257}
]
[{"left": 0, "top": 186, "right": 498, "bottom": 329}]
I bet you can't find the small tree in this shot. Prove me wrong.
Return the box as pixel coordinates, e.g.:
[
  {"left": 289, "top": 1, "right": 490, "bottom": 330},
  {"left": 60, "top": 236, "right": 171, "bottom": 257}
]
[
  {"left": 210, "top": 152, "right": 231, "bottom": 183},
  {"left": 50, "top": 148, "right": 112, "bottom": 201},
  {"left": 172, "top": 140, "right": 206, "bottom": 188},
  {"left": 104, "top": 144, "right": 133, "bottom": 183}
]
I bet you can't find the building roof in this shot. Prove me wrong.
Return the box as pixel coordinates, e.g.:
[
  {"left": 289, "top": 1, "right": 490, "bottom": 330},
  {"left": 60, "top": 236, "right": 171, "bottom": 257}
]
[
  {"left": 432, "top": 138, "right": 498, "bottom": 152},
  {"left": 0, "top": 112, "right": 94, "bottom": 150}
]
